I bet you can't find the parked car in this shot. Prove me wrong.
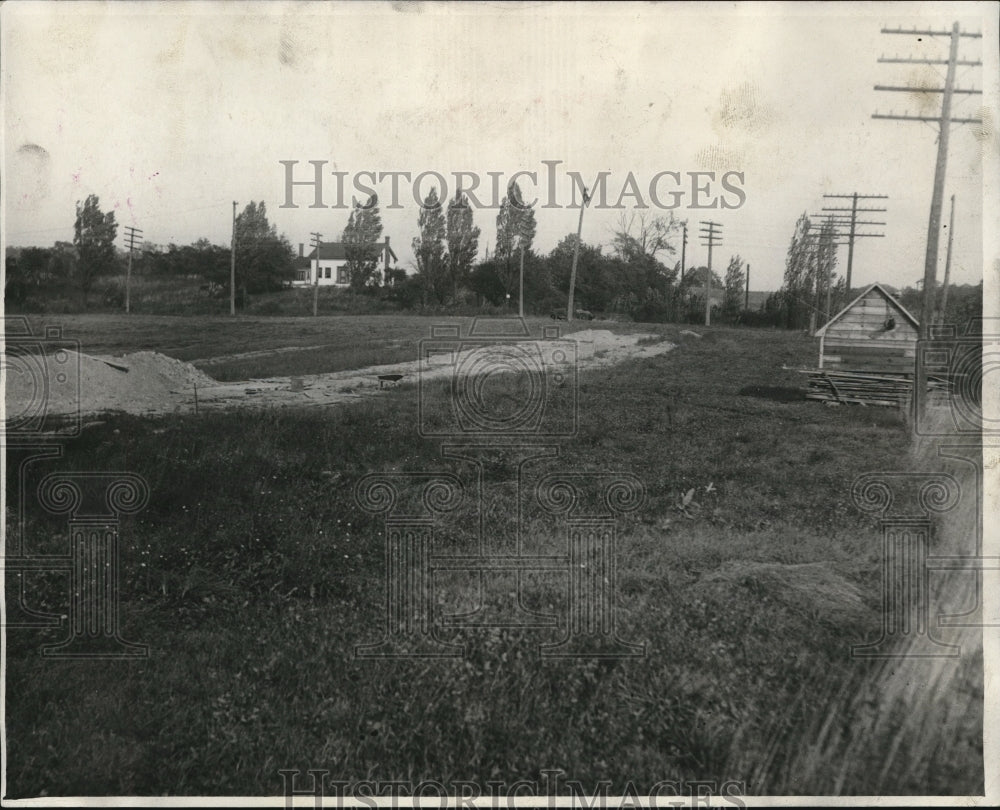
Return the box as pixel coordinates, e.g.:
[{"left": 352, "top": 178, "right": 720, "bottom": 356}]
[{"left": 575, "top": 309, "right": 595, "bottom": 320}]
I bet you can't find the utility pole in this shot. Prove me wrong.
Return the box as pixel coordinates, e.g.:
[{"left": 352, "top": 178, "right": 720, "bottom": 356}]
[
  {"left": 680, "top": 222, "right": 687, "bottom": 282},
  {"left": 824, "top": 218, "right": 834, "bottom": 324},
  {"left": 745, "top": 263, "right": 750, "bottom": 312},
  {"left": 873, "top": 22, "right": 981, "bottom": 423},
  {"left": 874, "top": 22, "right": 981, "bottom": 337},
  {"left": 518, "top": 244, "right": 525, "bottom": 319},
  {"left": 230, "top": 201, "right": 238, "bottom": 316},
  {"left": 566, "top": 187, "right": 592, "bottom": 322},
  {"left": 122, "top": 225, "right": 143, "bottom": 314},
  {"left": 808, "top": 222, "right": 820, "bottom": 336},
  {"left": 699, "top": 220, "right": 722, "bottom": 327},
  {"left": 937, "top": 194, "right": 956, "bottom": 324},
  {"left": 311, "top": 231, "right": 322, "bottom": 317},
  {"left": 820, "top": 193, "right": 888, "bottom": 291}
]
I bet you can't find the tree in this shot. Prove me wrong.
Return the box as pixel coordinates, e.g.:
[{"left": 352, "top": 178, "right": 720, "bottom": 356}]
[
  {"left": 679, "top": 266, "right": 723, "bottom": 323},
  {"left": 493, "top": 182, "right": 537, "bottom": 300},
  {"left": 774, "top": 213, "right": 842, "bottom": 331},
  {"left": 723, "top": 254, "right": 746, "bottom": 318},
  {"left": 607, "top": 211, "right": 683, "bottom": 318},
  {"left": 4, "top": 253, "right": 26, "bottom": 306},
  {"left": 678, "top": 266, "right": 722, "bottom": 295},
  {"left": 73, "top": 194, "right": 118, "bottom": 301},
  {"left": 780, "top": 213, "right": 814, "bottom": 329},
  {"left": 900, "top": 280, "right": 982, "bottom": 329},
  {"left": 469, "top": 260, "right": 509, "bottom": 307},
  {"left": 234, "top": 201, "right": 295, "bottom": 297},
  {"left": 147, "top": 240, "right": 230, "bottom": 284},
  {"left": 814, "top": 217, "right": 839, "bottom": 323},
  {"left": 342, "top": 194, "right": 384, "bottom": 292},
  {"left": 610, "top": 211, "right": 680, "bottom": 264},
  {"left": 445, "top": 192, "right": 481, "bottom": 303},
  {"left": 411, "top": 188, "right": 447, "bottom": 303},
  {"left": 549, "top": 233, "right": 612, "bottom": 312},
  {"left": 17, "top": 247, "right": 64, "bottom": 287}
]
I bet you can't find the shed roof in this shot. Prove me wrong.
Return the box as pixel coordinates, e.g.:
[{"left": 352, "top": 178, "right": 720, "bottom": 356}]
[{"left": 815, "top": 282, "right": 919, "bottom": 337}]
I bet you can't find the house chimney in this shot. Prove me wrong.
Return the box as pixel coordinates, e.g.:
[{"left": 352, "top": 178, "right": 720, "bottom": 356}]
[{"left": 299, "top": 243, "right": 304, "bottom": 258}]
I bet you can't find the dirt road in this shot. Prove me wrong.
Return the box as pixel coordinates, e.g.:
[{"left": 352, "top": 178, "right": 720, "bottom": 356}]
[{"left": 5, "top": 329, "right": 674, "bottom": 419}]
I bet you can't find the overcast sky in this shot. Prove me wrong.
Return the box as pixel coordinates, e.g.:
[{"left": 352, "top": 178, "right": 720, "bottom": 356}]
[{"left": 3, "top": 1, "right": 997, "bottom": 293}]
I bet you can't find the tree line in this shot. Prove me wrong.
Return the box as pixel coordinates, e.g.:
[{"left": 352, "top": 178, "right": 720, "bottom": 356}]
[
  {"left": 7, "top": 194, "right": 981, "bottom": 329},
  {"left": 763, "top": 211, "right": 982, "bottom": 331},
  {"left": 6, "top": 190, "right": 746, "bottom": 323},
  {"left": 395, "top": 181, "right": 749, "bottom": 323}
]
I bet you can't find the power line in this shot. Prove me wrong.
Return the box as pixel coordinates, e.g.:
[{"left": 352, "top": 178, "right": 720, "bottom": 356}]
[
  {"left": 874, "top": 21, "right": 981, "bottom": 333},
  {"left": 874, "top": 20, "right": 982, "bottom": 425},
  {"left": 123, "top": 225, "right": 143, "bottom": 315},
  {"left": 680, "top": 222, "right": 687, "bottom": 282},
  {"left": 230, "top": 202, "right": 238, "bottom": 317},
  {"left": 817, "top": 193, "right": 888, "bottom": 290},
  {"left": 879, "top": 26, "right": 981, "bottom": 38},
  {"left": 872, "top": 113, "right": 983, "bottom": 124},
  {"left": 699, "top": 220, "right": 722, "bottom": 327},
  {"left": 873, "top": 84, "right": 982, "bottom": 95},
  {"left": 876, "top": 57, "right": 981, "bottom": 66},
  {"left": 311, "top": 231, "right": 323, "bottom": 317},
  {"left": 567, "top": 187, "right": 593, "bottom": 322}
]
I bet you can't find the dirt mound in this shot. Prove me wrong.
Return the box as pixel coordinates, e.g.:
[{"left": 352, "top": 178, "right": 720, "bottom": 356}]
[
  {"left": 5, "top": 332, "right": 675, "bottom": 420},
  {"left": 4, "top": 350, "right": 215, "bottom": 418},
  {"left": 569, "top": 329, "right": 628, "bottom": 346}
]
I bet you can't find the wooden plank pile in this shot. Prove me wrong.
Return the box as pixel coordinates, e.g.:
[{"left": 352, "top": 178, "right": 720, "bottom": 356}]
[{"left": 797, "top": 369, "right": 949, "bottom": 407}]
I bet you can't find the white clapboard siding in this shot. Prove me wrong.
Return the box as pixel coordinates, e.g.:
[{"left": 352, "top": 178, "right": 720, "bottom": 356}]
[{"left": 815, "top": 284, "right": 919, "bottom": 373}]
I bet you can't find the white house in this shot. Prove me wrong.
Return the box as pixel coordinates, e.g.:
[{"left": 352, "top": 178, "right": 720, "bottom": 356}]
[{"left": 293, "top": 237, "right": 398, "bottom": 287}]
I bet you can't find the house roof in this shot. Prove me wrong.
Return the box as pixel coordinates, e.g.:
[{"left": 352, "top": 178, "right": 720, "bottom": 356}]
[
  {"left": 308, "top": 239, "right": 398, "bottom": 263},
  {"left": 814, "top": 282, "right": 919, "bottom": 336},
  {"left": 308, "top": 241, "right": 349, "bottom": 261}
]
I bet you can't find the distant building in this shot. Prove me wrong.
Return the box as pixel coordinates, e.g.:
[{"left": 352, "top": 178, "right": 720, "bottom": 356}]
[
  {"left": 745, "top": 290, "right": 772, "bottom": 312},
  {"left": 292, "top": 237, "right": 397, "bottom": 287},
  {"left": 702, "top": 290, "right": 772, "bottom": 311}
]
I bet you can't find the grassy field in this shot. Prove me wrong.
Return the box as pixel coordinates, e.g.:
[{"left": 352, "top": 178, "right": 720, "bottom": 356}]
[
  {"left": 7, "top": 313, "right": 657, "bottom": 380},
  {"left": 3, "top": 316, "right": 982, "bottom": 797},
  {"left": 9, "top": 274, "right": 406, "bottom": 319}
]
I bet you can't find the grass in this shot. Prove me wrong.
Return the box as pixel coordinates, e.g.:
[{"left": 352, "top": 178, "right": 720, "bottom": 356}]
[
  {"left": 197, "top": 343, "right": 422, "bottom": 381},
  {"left": 10, "top": 275, "right": 405, "bottom": 318},
  {"left": 3, "top": 319, "right": 982, "bottom": 797},
  {"left": 6, "top": 312, "right": 671, "bottom": 380}
]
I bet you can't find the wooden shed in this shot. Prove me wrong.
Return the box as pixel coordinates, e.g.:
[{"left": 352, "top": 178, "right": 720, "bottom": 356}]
[{"left": 815, "top": 283, "right": 919, "bottom": 375}]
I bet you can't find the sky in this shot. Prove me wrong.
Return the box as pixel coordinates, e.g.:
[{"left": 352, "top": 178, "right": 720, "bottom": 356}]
[{"left": 3, "top": 0, "right": 997, "bottom": 294}]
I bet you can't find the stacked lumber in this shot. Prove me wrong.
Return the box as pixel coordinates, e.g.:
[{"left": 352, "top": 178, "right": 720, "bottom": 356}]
[{"left": 797, "top": 369, "right": 948, "bottom": 407}]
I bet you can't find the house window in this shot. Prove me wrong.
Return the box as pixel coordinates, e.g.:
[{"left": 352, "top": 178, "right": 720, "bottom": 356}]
[
  {"left": 325, "top": 267, "right": 332, "bottom": 279},
  {"left": 337, "top": 266, "right": 350, "bottom": 284}
]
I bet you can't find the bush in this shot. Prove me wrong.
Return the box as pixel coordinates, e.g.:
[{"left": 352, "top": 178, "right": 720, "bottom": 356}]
[
  {"left": 632, "top": 301, "right": 673, "bottom": 323},
  {"left": 738, "top": 308, "right": 787, "bottom": 328},
  {"left": 101, "top": 280, "right": 126, "bottom": 308}
]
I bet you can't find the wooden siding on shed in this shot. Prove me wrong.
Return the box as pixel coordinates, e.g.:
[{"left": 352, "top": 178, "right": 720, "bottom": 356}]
[{"left": 819, "top": 287, "right": 919, "bottom": 374}]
